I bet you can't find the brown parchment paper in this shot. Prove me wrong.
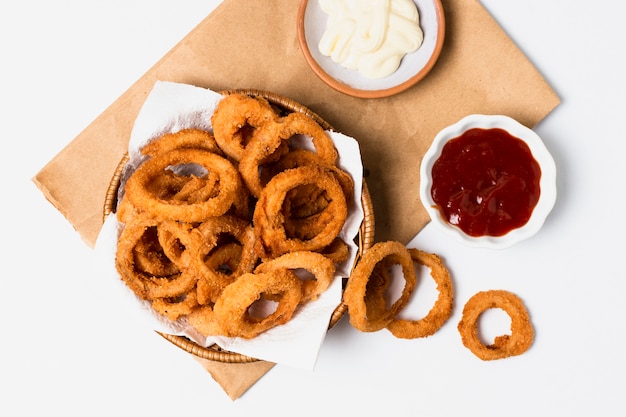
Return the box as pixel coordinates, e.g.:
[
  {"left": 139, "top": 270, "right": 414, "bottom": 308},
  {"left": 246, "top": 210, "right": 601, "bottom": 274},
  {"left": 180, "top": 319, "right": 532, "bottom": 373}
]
[{"left": 33, "top": 0, "right": 559, "bottom": 400}]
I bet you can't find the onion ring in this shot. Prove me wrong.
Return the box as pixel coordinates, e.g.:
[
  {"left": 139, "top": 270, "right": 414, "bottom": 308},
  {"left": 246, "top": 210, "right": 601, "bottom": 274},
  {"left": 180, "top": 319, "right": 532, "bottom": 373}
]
[
  {"left": 254, "top": 250, "right": 336, "bottom": 302},
  {"left": 276, "top": 112, "right": 338, "bottom": 165},
  {"left": 131, "top": 224, "right": 180, "bottom": 277},
  {"left": 211, "top": 94, "right": 278, "bottom": 161},
  {"left": 213, "top": 270, "right": 303, "bottom": 339},
  {"left": 115, "top": 216, "right": 200, "bottom": 300},
  {"left": 189, "top": 215, "right": 258, "bottom": 305},
  {"left": 317, "top": 237, "right": 350, "bottom": 264},
  {"left": 253, "top": 165, "right": 347, "bottom": 259},
  {"left": 140, "top": 128, "right": 223, "bottom": 157},
  {"left": 385, "top": 249, "right": 454, "bottom": 339},
  {"left": 266, "top": 148, "right": 354, "bottom": 206},
  {"left": 238, "top": 116, "right": 341, "bottom": 198},
  {"left": 343, "top": 241, "right": 417, "bottom": 332},
  {"left": 457, "top": 290, "right": 534, "bottom": 360},
  {"left": 123, "top": 148, "right": 241, "bottom": 223},
  {"left": 186, "top": 305, "right": 224, "bottom": 336},
  {"left": 152, "top": 291, "right": 199, "bottom": 321},
  {"left": 237, "top": 126, "right": 290, "bottom": 197}
]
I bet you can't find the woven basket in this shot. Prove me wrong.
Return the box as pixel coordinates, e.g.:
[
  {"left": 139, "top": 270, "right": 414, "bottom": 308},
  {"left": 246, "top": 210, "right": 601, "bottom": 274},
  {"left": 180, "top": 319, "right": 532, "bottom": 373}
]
[{"left": 103, "top": 89, "right": 375, "bottom": 363}]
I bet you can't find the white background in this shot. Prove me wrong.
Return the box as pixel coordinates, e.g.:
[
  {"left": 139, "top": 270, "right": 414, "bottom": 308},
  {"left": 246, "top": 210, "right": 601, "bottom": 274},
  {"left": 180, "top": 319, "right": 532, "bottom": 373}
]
[{"left": 2, "top": 1, "right": 625, "bottom": 416}]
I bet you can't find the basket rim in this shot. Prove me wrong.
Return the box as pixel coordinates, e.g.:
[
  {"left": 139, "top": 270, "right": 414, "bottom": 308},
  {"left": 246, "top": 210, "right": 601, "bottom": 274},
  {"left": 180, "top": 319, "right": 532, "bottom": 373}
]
[{"left": 104, "top": 89, "right": 375, "bottom": 363}]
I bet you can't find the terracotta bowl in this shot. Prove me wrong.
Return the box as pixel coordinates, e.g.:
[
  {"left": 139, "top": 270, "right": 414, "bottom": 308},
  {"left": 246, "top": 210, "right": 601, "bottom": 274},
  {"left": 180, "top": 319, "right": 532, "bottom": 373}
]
[{"left": 297, "top": 0, "right": 446, "bottom": 98}]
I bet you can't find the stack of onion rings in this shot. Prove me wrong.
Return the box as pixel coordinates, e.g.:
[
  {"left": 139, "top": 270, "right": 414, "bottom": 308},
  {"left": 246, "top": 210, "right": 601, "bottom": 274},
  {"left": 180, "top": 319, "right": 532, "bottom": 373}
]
[{"left": 114, "top": 93, "right": 356, "bottom": 339}]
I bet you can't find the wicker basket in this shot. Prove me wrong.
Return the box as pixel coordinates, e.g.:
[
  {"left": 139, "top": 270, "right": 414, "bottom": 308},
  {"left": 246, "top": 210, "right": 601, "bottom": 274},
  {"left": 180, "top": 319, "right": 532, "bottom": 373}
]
[{"left": 103, "top": 89, "right": 375, "bottom": 363}]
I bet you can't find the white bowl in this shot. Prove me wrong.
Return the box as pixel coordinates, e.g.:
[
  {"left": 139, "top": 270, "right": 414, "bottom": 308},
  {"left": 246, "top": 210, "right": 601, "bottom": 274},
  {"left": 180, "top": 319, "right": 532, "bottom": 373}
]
[
  {"left": 296, "top": 0, "right": 445, "bottom": 99},
  {"left": 420, "top": 114, "right": 557, "bottom": 249}
]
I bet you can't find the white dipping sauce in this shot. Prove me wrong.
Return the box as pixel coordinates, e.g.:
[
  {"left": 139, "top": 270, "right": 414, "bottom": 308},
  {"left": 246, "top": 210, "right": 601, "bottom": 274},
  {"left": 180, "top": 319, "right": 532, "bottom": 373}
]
[{"left": 318, "top": 0, "right": 424, "bottom": 79}]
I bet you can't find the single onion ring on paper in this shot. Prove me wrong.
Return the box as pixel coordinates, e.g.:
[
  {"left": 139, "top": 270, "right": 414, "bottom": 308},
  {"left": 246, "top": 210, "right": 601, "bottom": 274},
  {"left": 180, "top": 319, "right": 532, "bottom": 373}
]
[
  {"left": 123, "top": 148, "right": 241, "bottom": 223},
  {"left": 385, "top": 249, "right": 454, "bottom": 339},
  {"left": 212, "top": 270, "right": 303, "bottom": 339},
  {"left": 457, "top": 290, "right": 534, "bottom": 360}
]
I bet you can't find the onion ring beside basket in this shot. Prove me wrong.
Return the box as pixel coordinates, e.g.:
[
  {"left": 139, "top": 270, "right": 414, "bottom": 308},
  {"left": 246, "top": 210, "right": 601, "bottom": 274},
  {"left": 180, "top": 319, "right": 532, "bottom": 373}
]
[{"left": 104, "top": 89, "right": 375, "bottom": 363}]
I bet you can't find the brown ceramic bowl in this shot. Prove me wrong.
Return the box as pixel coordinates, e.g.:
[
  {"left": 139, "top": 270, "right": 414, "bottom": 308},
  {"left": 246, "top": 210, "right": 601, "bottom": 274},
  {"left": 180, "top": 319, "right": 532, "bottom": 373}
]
[{"left": 297, "top": 0, "right": 446, "bottom": 99}]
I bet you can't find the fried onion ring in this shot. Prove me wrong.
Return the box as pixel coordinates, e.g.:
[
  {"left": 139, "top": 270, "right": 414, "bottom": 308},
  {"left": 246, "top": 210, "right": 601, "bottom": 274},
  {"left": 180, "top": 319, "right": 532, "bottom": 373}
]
[
  {"left": 140, "top": 128, "right": 223, "bottom": 157},
  {"left": 276, "top": 112, "right": 338, "bottom": 165},
  {"left": 152, "top": 291, "right": 199, "bottom": 321},
  {"left": 457, "top": 290, "right": 534, "bottom": 360},
  {"left": 265, "top": 148, "right": 354, "bottom": 206},
  {"left": 131, "top": 224, "right": 179, "bottom": 277},
  {"left": 343, "top": 241, "right": 417, "bottom": 332},
  {"left": 254, "top": 251, "right": 336, "bottom": 302},
  {"left": 238, "top": 117, "right": 340, "bottom": 198},
  {"left": 385, "top": 249, "right": 454, "bottom": 339},
  {"left": 237, "top": 126, "right": 290, "bottom": 197},
  {"left": 212, "top": 270, "right": 303, "bottom": 339},
  {"left": 186, "top": 305, "right": 224, "bottom": 336},
  {"left": 190, "top": 216, "right": 258, "bottom": 305},
  {"left": 253, "top": 165, "right": 347, "bottom": 259},
  {"left": 124, "top": 149, "right": 241, "bottom": 223},
  {"left": 211, "top": 94, "right": 278, "bottom": 161},
  {"left": 115, "top": 216, "right": 200, "bottom": 300}
]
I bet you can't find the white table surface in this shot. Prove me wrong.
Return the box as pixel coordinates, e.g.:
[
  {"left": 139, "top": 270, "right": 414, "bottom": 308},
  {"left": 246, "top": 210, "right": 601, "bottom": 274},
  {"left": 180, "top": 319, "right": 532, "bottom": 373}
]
[{"left": 3, "top": 1, "right": 625, "bottom": 415}]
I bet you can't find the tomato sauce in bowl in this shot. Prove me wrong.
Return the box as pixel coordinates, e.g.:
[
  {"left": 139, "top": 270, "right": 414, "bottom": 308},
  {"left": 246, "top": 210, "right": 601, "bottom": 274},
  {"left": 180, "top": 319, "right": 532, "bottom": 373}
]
[
  {"left": 420, "top": 114, "right": 556, "bottom": 249},
  {"left": 430, "top": 127, "right": 541, "bottom": 237}
]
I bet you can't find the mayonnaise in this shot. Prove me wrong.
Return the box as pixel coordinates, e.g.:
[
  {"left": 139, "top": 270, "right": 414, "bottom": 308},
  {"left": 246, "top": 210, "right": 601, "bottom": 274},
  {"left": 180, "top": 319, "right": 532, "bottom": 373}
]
[{"left": 318, "top": 0, "right": 424, "bottom": 79}]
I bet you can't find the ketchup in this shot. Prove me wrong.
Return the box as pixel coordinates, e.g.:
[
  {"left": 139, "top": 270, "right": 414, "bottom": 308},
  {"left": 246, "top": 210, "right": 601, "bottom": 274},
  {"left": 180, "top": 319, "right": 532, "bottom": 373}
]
[{"left": 430, "top": 128, "right": 541, "bottom": 237}]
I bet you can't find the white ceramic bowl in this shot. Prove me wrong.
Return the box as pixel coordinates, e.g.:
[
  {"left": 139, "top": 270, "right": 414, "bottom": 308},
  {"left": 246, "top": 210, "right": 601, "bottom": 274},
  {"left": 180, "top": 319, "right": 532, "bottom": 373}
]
[
  {"left": 296, "top": 0, "right": 445, "bottom": 99},
  {"left": 420, "top": 114, "right": 557, "bottom": 249}
]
